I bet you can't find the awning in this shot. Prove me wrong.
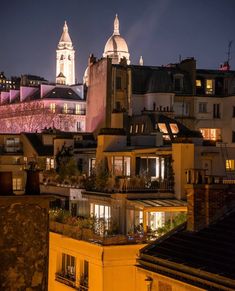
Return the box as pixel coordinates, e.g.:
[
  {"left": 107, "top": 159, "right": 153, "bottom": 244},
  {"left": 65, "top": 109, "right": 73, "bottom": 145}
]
[{"left": 127, "top": 199, "right": 187, "bottom": 212}]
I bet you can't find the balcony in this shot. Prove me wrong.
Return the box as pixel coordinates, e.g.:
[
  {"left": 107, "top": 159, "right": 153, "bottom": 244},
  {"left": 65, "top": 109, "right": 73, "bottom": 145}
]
[
  {"left": 55, "top": 272, "right": 89, "bottom": 290},
  {"left": 56, "top": 108, "right": 86, "bottom": 115},
  {"left": 84, "top": 176, "right": 174, "bottom": 194},
  {"left": 55, "top": 273, "right": 76, "bottom": 288}
]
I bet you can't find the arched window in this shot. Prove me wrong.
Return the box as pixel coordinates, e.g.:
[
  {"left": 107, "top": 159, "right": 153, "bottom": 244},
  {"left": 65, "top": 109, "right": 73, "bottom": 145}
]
[{"left": 60, "top": 55, "right": 64, "bottom": 60}]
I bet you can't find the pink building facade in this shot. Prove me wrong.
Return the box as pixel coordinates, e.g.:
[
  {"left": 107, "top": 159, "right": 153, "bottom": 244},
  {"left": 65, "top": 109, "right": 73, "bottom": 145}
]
[{"left": 0, "top": 84, "right": 86, "bottom": 133}]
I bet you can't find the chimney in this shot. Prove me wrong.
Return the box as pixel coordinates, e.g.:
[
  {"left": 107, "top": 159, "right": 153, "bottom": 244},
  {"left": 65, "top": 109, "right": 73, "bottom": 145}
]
[
  {"left": 0, "top": 172, "right": 13, "bottom": 196},
  {"left": 25, "top": 170, "right": 40, "bottom": 195},
  {"left": 185, "top": 169, "right": 235, "bottom": 231}
]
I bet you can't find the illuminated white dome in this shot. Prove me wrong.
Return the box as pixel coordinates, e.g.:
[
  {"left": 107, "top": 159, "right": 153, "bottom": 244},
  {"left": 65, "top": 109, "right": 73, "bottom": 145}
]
[
  {"left": 83, "top": 66, "right": 89, "bottom": 86},
  {"left": 103, "top": 15, "right": 130, "bottom": 65}
]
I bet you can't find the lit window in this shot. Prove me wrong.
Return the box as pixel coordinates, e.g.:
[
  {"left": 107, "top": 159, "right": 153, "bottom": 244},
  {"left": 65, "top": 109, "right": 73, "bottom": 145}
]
[
  {"left": 89, "top": 158, "right": 96, "bottom": 176},
  {"left": 226, "top": 160, "right": 235, "bottom": 171},
  {"left": 138, "top": 156, "right": 165, "bottom": 179},
  {"left": 5, "top": 138, "right": 20, "bottom": 152},
  {"left": 196, "top": 79, "right": 202, "bottom": 87},
  {"left": 198, "top": 102, "right": 207, "bottom": 113},
  {"left": 163, "top": 135, "right": 171, "bottom": 140},
  {"left": 141, "top": 124, "right": 145, "bottom": 133},
  {"left": 112, "top": 156, "right": 130, "bottom": 176},
  {"left": 90, "top": 204, "right": 111, "bottom": 233},
  {"left": 206, "top": 79, "right": 214, "bottom": 95},
  {"left": 50, "top": 103, "right": 56, "bottom": 113},
  {"left": 149, "top": 212, "right": 165, "bottom": 230},
  {"left": 63, "top": 103, "right": 68, "bottom": 114},
  {"left": 130, "top": 125, "right": 133, "bottom": 133},
  {"left": 158, "top": 123, "right": 168, "bottom": 134},
  {"left": 75, "top": 104, "right": 80, "bottom": 114},
  {"left": 200, "top": 128, "right": 221, "bottom": 141},
  {"left": 13, "top": 178, "right": 22, "bottom": 190},
  {"left": 61, "top": 254, "right": 76, "bottom": 280},
  {"left": 46, "top": 158, "right": 54, "bottom": 170},
  {"left": 135, "top": 124, "right": 139, "bottom": 133},
  {"left": 50, "top": 158, "right": 55, "bottom": 169},
  {"left": 169, "top": 123, "right": 179, "bottom": 134}
]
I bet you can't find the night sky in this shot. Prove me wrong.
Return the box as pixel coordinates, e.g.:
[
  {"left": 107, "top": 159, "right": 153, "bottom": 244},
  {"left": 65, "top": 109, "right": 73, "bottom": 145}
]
[{"left": 1, "top": 0, "right": 235, "bottom": 83}]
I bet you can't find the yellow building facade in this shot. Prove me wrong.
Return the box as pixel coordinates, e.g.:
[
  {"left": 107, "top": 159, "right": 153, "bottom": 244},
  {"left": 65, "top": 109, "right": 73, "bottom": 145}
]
[{"left": 49, "top": 232, "right": 146, "bottom": 291}]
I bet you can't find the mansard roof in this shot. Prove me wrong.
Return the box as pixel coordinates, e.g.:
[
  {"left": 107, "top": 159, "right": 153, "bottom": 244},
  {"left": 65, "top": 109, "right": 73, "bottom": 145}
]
[
  {"left": 42, "top": 87, "right": 83, "bottom": 101},
  {"left": 130, "top": 65, "right": 192, "bottom": 95},
  {"left": 24, "top": 133, "right": 53, "bottom": 156}
]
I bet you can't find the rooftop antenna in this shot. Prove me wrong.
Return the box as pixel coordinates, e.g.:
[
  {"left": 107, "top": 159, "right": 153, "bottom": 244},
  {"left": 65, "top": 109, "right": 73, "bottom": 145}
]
[
  {"left": 227, "top": 40, "right": 233, "bottom": 65},
  {"left": 220, "top": 41, "right": 233, "bottom": 71}
]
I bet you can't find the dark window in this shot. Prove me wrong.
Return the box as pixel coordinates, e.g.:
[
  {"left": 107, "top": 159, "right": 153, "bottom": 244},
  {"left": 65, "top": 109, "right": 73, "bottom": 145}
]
[
  {"left": 116, "top": 77, "right": 122, "bottom": 90},
  {"left": 232, "top": 132, "right": 235, "bottom": 143},
  {"left": 115, "top": 101, "right": 121, "bottom": 111},
  {"left": 199, "top": 102, "right": 207, "bottom": 113},
  {"left": 81, "top": 260, "right": 89, "bottom": 287},
  {"left": 174, "top": 78, "right": 181, "bottom": 91},
  {"left": 77, "top": 121, "right": 81, "bottom": 131},
  {"left": 233, "top": 107, "right": 235, "bottom": 117},
  {"left": 77, "top": 158, "right": 83, "bottom": 173},
  {"left": 213, "top": 104, "right": 220, "bottom": 118}
]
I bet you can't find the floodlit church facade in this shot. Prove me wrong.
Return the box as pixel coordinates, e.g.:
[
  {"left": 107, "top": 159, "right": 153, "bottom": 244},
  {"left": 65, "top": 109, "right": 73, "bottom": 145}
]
[{"left": 56, "top": 21, "right": 75, "bottom": 85}]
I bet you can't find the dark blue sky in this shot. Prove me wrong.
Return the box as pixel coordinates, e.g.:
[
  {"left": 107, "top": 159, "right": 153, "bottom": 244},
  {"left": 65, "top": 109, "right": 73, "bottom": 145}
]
[{"left": 1, "top": 0, "right": 235, "bottom": 82}]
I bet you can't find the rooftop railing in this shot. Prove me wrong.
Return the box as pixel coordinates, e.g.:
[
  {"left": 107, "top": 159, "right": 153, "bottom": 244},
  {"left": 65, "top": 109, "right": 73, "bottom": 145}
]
[{"left": 50, "top": 221, "right": 147, "bottom": 246}]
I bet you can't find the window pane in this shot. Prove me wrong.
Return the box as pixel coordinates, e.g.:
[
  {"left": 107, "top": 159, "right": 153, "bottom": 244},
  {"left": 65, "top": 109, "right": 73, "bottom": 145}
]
[
  {"left": 169, "top": 123, "right": 179, "bottom": 134},
  {"left": 158, "top": 123, "right": 168, "bottom": 134}
]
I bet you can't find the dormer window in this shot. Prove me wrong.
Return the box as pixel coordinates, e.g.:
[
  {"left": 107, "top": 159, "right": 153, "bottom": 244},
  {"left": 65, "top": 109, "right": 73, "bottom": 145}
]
[
  {"left": 196, "top": 79, "right": 202, "bottom": 87},
  {"left": 174, "top": 74, "right": 184, "bottom": 91},
  {"left": 158, "top": 123, "right": 168, "bottom": 134},
  {"left": 170, "top": 123, "right": 179, "bottom": 134},
  {"left": 206, "top": 79, "right": 214, "bottom": 95},
  {"left": 130, "top": 125, "right": 133, "bottom": 133}
]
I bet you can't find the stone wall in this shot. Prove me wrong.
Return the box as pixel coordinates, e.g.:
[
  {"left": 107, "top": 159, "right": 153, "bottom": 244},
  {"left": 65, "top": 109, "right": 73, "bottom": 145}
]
[{"left": 0, "top": 196, "right": 50, "bottom": 291}]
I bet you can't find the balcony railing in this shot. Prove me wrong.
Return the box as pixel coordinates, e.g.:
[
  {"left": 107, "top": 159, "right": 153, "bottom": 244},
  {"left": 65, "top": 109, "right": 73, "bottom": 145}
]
[
  {"left": 55, "top": 273, "right": 76, "bottom": 288},
  {"left": 55, "top": 272, "right": 89, "bottom": 290},
  {"left": 56, "top": 108, "right": 86, "bottom": 115},
  {"left": 100, "top": 176, "right": 174, "bottom": 193}
]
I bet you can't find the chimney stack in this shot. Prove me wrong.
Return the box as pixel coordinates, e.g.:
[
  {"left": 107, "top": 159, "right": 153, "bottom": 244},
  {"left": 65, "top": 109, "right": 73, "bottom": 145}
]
[
  {"left": 185, "top": 170, "right": 235, "bottom": 231},
  {"left": 0, "top": 172, "right": 13, "bottom": 196}
]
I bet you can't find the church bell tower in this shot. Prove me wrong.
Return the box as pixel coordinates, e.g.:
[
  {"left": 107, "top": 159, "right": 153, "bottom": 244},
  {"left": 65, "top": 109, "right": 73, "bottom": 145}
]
[{"left": 56, "top": 21, "right": 75, "bottom": 85}]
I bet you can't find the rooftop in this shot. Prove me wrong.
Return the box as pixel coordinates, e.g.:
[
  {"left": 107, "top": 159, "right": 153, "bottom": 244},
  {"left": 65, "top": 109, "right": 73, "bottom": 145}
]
[{"left": 138, "top": 210, "right": 235, "bottom": 290}]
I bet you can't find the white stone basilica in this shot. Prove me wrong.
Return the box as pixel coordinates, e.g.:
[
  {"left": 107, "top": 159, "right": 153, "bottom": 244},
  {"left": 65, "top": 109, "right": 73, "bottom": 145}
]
[
  {"left": 103, "top": 14, "right": 130, "bottom": 65},
  {"left": 56, "top": 15, "right": 131, "bottom": 85},
  {"left": 56, "top": 21, "right": 75, "bottom": 85}
]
